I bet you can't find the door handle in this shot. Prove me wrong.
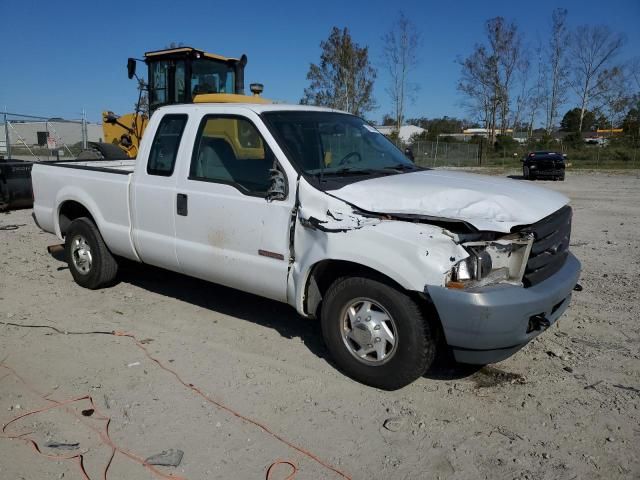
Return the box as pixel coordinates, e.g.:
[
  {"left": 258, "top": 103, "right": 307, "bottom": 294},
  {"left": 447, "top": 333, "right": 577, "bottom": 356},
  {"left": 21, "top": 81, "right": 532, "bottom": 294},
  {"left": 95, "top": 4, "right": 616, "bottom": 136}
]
[{"left": 177, "top": 193, "right": 188, "bottom": 216}]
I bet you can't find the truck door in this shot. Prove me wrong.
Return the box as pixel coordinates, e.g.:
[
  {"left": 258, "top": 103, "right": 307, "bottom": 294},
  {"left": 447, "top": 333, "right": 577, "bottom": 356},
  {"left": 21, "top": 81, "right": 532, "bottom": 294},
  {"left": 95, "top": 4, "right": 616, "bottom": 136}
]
[
  {"left": 131, "top": 113, "right": 188, "bottom": 271},
  {"left": 173, "top": 113, "right": 293, "bottom": 302}
]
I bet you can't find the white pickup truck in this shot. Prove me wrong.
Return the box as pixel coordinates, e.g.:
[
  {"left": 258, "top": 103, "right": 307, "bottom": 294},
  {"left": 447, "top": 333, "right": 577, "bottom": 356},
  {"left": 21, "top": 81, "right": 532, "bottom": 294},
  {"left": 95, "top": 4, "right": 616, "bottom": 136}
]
[{"left": 32, "top": 103, "right": 581, "bottom": 389}]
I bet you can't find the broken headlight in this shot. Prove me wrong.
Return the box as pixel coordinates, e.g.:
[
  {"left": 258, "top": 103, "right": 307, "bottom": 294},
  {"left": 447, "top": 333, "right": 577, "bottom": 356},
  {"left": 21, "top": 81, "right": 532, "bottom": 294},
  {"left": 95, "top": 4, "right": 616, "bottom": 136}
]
[{"left": 449, "top": 233, "right": 534, "bottom": 289}]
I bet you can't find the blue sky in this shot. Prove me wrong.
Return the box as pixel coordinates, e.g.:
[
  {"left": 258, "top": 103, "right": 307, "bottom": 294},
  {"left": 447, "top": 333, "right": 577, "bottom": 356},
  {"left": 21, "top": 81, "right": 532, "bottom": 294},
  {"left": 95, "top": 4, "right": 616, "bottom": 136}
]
[{"left": 1, "top": 0, "right": 638, "bottom": 123}]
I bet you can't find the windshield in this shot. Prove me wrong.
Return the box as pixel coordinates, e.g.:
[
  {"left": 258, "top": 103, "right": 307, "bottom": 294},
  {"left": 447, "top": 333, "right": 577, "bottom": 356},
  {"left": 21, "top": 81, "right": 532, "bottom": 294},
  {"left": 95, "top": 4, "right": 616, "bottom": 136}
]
[
  {"left": 262, "top": 111, "right": 415, "bottom": 176},
  {"left": 191, "top": 58, "right": 235, "bottom": 96},
  {"left": 530, "top": 152, "right": 564, "bottom": 160}
]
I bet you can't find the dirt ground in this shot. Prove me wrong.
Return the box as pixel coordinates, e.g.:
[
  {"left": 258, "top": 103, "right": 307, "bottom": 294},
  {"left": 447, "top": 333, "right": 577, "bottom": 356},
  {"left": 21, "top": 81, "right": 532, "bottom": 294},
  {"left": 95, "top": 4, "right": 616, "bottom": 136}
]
[{"left": 1, "top": 170, "right": 639, "bottom": 480}]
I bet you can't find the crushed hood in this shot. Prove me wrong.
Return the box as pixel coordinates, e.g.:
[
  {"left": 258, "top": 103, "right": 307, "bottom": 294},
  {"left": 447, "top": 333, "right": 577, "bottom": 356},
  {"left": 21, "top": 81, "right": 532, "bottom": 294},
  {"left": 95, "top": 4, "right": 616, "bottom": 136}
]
[{"left": 329, "top": 170, "right": 569, "bottom": 233}]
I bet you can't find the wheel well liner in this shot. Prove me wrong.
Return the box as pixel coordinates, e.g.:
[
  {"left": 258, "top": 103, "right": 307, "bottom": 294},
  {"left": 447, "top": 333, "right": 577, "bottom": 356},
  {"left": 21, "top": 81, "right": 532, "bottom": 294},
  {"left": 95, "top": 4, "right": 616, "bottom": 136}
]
[{"left": 59, "top": 201, "right": 95, "bottom": 236}]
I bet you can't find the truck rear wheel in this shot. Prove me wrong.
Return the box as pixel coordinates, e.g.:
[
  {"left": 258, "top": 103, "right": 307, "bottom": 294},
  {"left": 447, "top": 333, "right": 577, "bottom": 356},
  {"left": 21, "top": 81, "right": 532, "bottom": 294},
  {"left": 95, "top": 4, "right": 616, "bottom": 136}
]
[
  {"left": 321, "top": 276, "right": 435, "bottom": 390},
  {"left": 65, "top": 217, "right": 118, "bottom": 289}
]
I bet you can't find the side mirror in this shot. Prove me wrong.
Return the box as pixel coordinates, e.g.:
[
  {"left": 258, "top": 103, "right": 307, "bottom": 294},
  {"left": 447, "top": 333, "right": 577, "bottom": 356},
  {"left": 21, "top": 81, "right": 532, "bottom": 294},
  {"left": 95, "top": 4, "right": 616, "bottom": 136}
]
[
  {"left": 127, "top": 58, "right": 137, "bottom": 79},
  {"left": 104, "top": 111, "right": 119, "bottom": 124},
  {"left": 266, "top": 167, "right": 287, "bottom": 202}
]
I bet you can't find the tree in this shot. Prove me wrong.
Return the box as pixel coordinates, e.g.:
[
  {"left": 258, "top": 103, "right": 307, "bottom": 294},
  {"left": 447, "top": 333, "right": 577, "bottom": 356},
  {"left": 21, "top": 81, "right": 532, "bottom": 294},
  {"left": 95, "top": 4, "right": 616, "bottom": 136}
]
[
  {"left": 457, "top": 44, "right": 497, "bottom": 140},
  {"left": 568, "top": 25, "right": 625, "bottom": 132},
  {"left": 626, "top": 59, "right": 640, "bottom": 140},
  {"left": 510, "top": 53, "right": 532, "bottom": 135},
  {"left": 596, "top": 65, "right": 632, "bottom": 130},
  {"left": 381, "top": 12, "right": 420, "bottom": 132},
  {"left": 543, "top": 8, "right": 570, "bottom": 133},
  {"left": 457, "top": 17, "right": 523, "bottom": 143},
  {"left": 525, "top": 46, "right": 547, "bottom": 138},
  {"left": 301, "top": 27, "right": 376, "bottom": 116},
  {"left": 560, "top": 107, "right": 596, "bottom": 132},
  {"left": 381, "top": 113, "right": 395, "bottom": 126},
  {"left": 630, "top": 58, "right": 640, "bottom": 96},
  {"left": 406, "top": 116, "right": 465, "bottom": 140},
  {"left": 491, "top": 18, "right": 523, "bottom": 136},
  {"left": 621, "top": 108, "right": 639, "bottom": 139}
]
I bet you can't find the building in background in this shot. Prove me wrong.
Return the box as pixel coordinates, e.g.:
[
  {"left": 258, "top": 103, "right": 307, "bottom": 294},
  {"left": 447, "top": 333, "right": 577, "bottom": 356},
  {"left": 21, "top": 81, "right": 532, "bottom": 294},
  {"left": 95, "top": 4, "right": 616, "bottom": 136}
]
[{"left": 375, "top": 125, "right": 426, "bottom": 143}]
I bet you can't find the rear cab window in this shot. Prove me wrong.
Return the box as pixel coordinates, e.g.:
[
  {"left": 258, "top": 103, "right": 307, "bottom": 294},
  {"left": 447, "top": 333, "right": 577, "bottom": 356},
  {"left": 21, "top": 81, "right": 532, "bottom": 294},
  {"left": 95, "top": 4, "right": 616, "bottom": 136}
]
[{"left": 147, "top": 114, "right": 188, "bottom": 176}]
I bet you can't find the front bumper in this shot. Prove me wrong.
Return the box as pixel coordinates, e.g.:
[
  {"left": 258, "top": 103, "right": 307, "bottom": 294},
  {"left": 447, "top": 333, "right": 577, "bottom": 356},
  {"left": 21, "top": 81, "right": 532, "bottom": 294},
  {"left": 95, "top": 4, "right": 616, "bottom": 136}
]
[
  {"left": 531, "top": 168, "right": 564, "bottom": 177},
  {"left": 427, "top": 252, "right": 581, "bottom": 364}
]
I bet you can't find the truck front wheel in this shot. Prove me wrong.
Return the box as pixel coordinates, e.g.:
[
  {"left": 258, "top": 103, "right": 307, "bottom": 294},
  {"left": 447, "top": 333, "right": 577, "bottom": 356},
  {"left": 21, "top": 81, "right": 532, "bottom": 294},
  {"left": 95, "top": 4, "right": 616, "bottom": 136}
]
[
  {"left": 65, "top": 217, "right": 118, "bottom": 289},
  {"left": 321, "top": 276, "right": 436, "bottom": 390}
]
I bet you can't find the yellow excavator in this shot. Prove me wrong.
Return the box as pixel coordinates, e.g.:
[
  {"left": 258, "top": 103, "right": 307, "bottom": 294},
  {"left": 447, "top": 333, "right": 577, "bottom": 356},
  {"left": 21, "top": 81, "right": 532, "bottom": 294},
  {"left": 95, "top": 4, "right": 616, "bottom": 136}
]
[{"left": 94, "top": 46, "right": 269, "bottom": 159}]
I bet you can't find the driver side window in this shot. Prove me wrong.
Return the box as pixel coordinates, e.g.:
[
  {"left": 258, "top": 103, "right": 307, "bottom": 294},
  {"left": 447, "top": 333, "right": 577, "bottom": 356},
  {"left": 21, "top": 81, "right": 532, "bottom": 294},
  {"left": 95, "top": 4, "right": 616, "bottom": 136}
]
[{"left": 189, "top": 115, "right": 275, "bottom": 196}]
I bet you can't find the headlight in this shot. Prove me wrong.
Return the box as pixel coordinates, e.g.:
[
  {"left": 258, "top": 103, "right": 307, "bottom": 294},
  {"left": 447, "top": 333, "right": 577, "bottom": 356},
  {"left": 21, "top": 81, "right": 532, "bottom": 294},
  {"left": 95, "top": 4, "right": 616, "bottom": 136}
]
[
  {"left": 452, "top": 249, "right": 492, "bottom": 281},
  {"left": 448, "top": 233, "right": 534, "bottom": 289},
  {"left": 529, "top": 165, "right": 537, "bottom": 169}
]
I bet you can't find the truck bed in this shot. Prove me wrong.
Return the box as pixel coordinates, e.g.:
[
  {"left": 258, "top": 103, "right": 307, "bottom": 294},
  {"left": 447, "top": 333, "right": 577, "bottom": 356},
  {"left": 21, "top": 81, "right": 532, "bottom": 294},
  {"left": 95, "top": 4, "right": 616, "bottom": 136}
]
[{"left": 32, "top": 160, "right": 139, "bottom": 260}]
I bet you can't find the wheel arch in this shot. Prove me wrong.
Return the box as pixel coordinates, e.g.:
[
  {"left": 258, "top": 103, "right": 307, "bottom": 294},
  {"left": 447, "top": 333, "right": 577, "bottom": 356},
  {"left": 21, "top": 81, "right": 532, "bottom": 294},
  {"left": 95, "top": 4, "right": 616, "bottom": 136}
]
[
  {"left": 58, "top": 200, "right": 97, "bottom": 237},
  {"left": 302, "top": 259, "right": 439, "bottom": 323}
]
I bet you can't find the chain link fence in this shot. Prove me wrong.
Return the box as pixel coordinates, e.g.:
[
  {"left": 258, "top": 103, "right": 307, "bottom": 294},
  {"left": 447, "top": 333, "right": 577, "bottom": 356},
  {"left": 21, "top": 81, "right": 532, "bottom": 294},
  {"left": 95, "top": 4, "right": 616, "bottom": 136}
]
[
  {"left": 396, "top": 139, "right": 640, "bottom": 170},
  {"left": 1, "top": 111, "right": 102, "bottom": 162},
  {"left": 408, "top": 141, "right": 480, "bottom": 168}
]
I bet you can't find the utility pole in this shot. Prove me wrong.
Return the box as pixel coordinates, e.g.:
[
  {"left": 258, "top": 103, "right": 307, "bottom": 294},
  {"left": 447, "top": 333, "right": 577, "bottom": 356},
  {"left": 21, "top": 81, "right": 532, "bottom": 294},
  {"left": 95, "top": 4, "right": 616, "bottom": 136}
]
[
  {"left": 81, "top": 108, "right": 88, "bottom": 150},
  {"left": 3, "top": 107, "right": 11, "bottom": 160}
]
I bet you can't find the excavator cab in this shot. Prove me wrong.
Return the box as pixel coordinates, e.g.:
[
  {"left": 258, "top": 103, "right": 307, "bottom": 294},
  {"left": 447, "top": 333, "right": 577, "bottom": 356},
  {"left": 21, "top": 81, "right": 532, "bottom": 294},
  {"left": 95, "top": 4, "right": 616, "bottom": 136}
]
[{"left": 140, "top": 47, "right": 248, "bottom": 113}]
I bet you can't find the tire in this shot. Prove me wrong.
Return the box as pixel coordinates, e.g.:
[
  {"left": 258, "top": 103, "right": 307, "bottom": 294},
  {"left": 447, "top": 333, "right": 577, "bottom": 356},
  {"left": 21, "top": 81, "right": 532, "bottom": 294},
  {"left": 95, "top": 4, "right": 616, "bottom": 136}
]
[
  {"left": 321, "top": 276, "right": 436, "bottom": 390},
  {"left": 560, "top": 175, "right": 565, "bottom": 181},
  {"left": 65, "top": 217, "right": 118, "bottom": 289},
  {"left": 523, "top": 166, "right": 529, "bottom": 179}
]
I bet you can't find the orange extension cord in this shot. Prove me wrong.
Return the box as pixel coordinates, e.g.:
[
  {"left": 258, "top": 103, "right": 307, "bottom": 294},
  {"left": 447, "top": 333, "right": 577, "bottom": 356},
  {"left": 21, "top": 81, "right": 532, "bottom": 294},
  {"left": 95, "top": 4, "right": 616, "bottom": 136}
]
[{"left": 0, "top": 322, "right": 352, "bottom": 480}]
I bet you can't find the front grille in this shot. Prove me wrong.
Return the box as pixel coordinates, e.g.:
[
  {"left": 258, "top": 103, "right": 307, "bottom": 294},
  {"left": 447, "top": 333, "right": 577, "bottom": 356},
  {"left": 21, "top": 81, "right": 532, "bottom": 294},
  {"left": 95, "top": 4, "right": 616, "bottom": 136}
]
[{"left": 518, "top": 205, "right": 572, "bottom": 287}]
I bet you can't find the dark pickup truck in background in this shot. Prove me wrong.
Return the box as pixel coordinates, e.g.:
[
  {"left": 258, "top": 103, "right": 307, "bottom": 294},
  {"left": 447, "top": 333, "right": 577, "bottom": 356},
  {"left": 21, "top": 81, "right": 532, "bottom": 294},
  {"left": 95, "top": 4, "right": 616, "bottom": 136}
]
[{"left": 522, "top": 151, "right": 566, "bottom": 181}]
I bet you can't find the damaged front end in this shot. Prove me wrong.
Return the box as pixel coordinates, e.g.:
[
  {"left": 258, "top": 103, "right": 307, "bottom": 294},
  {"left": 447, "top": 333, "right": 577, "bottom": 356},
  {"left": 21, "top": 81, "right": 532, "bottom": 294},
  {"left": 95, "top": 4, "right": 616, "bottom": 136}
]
[
  {"left": 291, "top": 174, "right": 580, "bottom": 367},
  {"left": 296, "top": 178, "right": 537, "bottom": 293}
]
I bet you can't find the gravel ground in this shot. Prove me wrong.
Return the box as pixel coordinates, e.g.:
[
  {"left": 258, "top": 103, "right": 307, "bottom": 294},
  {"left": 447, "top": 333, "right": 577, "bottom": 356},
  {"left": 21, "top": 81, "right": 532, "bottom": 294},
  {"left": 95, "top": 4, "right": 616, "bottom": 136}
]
[{"left": 1, "top": 170, "right": 639, "bottom": 480}]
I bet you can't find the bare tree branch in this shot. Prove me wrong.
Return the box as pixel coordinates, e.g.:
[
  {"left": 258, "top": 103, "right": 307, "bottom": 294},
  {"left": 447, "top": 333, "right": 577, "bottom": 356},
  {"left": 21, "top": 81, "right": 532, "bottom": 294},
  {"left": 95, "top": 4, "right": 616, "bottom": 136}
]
[
  {"left": 381, "top": 11, "right": 420, "bottom": 132},
  {"left": 457, "top": 17, "right": 523, "bottom": 143},
  {"left": 543, "top": 8, "right": 570, "bottom": 133},
  {"left": 568, "top": 25, "right": 626, "bottom": 131}
]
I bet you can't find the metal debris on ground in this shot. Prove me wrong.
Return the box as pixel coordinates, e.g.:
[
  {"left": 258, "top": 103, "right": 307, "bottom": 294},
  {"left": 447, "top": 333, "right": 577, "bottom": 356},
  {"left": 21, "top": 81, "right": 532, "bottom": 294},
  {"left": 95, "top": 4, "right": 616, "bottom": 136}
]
[
  {"left": 0, "top": 223, "right": 26, "bottom": 230},
  {"left": 45, "top": 441, "right": 80, "bottom": 450},
  {"left": 383, "top": 417, "right": 405, "bottom": 432},
  {"left": 144, "top": 448, "right": 184, "bottom": 467}
]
